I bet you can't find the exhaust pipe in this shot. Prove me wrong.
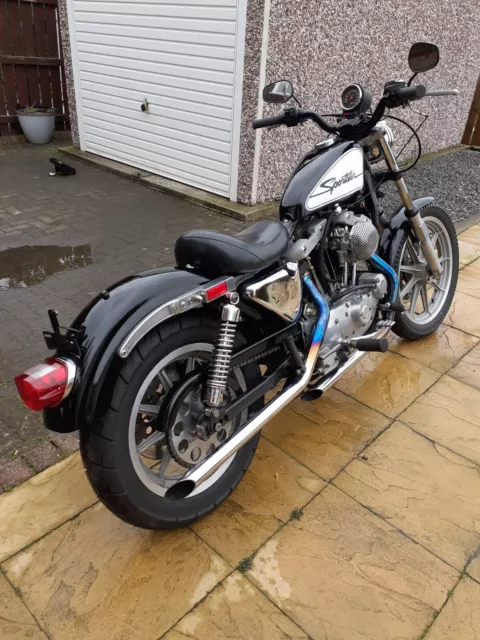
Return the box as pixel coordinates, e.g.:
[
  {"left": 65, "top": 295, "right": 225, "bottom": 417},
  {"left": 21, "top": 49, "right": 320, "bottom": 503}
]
[
  {"left": 165, "top": 280, "right": 390, "bottom": 501},
  {"left": 301, "top": 326, "right": 391, "bottom": 401},
  {"left": 165, "top": 275, "right": 328, "bottom": 501}
]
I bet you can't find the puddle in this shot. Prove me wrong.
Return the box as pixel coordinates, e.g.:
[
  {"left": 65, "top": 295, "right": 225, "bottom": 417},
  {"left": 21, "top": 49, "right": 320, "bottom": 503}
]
[{"left": 0, "top": 244, "right": 92, "bottom": 290}]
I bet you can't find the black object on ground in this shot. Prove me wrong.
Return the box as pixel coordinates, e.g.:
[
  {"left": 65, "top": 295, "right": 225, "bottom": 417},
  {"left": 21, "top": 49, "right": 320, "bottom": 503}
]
[{"left": 49, "top": 157, "right": 76, "bottom": 177}]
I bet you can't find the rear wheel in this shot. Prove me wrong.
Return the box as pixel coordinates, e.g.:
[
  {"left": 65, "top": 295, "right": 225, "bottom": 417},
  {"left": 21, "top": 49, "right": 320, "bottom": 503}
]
[
  {"left": 80, "top": 314, "right": 262, "bottom": 529},
  {"left": 392, "top": 206, "right": 458, "bottom": 340}
]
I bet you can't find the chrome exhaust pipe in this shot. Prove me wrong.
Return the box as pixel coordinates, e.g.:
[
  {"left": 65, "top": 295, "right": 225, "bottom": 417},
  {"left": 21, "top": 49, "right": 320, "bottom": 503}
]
[
  {"left": 303, "top": 326, "right": 391, "bottom": 400},
  {"left": 165, "top": 283, "right": 390, "bottom": 501},
  {"left": 164, "top": 275, "right": 329, "bottom": 501}
]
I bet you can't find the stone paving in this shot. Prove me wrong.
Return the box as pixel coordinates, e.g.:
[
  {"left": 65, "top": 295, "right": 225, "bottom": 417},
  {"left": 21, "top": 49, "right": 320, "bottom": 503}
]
[{"left": 3, "top": 223, "right": 480, "bottom": 638}]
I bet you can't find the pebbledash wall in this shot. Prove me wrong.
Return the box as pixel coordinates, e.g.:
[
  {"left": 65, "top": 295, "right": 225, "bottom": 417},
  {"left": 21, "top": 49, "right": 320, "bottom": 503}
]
[{"left": 60, "top": 0, "right": 479, "bottom": 206}]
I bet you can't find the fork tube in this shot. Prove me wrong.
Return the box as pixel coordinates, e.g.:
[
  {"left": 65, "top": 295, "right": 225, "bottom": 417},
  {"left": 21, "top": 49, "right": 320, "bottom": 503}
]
[{"left": 378, "top": 136, "right": 441, "bottom": 278}]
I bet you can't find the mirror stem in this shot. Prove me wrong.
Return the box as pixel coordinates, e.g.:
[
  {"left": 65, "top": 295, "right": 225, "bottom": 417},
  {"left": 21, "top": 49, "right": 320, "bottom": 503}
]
[{"left": 407, "top": 72, "right": 418, "bottom": 87}]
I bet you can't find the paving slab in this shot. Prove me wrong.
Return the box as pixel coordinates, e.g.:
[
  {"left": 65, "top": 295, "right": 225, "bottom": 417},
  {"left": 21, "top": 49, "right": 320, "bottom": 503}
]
[
  {"left": 449, "top": 342, "right": 480, "bottom": 391},
  {"left": 0, "top": 572, "right": 47, "bottom": 639},
  {"left": 426, "top": 576, "right": 480, "bottom": 639},
  {"left": 191, "top": 438, "right": 324, "bottom": 566},
  {"left": 2, "top": 502, "right": 230, "bottom": 640},
  {"left": 400, "top": 375, "right": 480, "bottom": 466},
  {"left": 458, "top": 224, "right": 480, "bottom": 246},
  {"left": 263, "top": 388, "right": 390, "bottom": 480},
  {"left": 0, "top": 452, "right": 96, "bottom": 562},
  {"left": 334, "top": 351, "right": 441, "bottom": 418},
  {"left": 444, "top": 292, "right": 480, "bottom": 337},
  {"left": 458, "top": 240, "right": 480, "bottom": 268},
  {"left": 456, "top": 258, "right": 480, "bottom": 298},
  {"left": 249, "top": 484, "right": 458, "bottom": 640},
  {"left": 467, "top": 553, "right": 480, "bottom": 583},
  {"left": 389, "top": 324, "right": 478, "bottom": 374},
  {"left": 164, "top": 572, "right": 307, "bottom": 640},
  {"left": 335, "top": 422, "right": 480, "bottom": 570}
]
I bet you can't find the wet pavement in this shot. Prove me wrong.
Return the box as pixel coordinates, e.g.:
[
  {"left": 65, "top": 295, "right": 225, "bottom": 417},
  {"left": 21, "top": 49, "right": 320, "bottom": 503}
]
[
  {"left": 0, "top": 244, "right": 92, "bottom": 290},
  {"left": 0, "top": 142, "right": 244, "bottom": 468},
  {"left": 3, "top": 235, "right": 480, "bottom": 637},
  {"left": 1, "top": 142, "right": 480, "bottom": 638}
]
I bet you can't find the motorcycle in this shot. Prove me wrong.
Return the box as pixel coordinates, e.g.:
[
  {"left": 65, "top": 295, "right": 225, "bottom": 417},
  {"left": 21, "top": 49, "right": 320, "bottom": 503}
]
[{"left": 15, "top": 42, "right": 459, "bottom": 529}]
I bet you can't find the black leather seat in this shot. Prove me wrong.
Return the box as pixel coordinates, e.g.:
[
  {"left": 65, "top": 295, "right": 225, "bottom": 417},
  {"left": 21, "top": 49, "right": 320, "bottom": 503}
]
[{"left": 175, "top": 221, "right": 289, "bottom": 277}]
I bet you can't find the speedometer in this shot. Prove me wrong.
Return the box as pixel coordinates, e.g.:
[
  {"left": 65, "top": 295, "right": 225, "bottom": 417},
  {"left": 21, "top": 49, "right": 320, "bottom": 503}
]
[{"left": 341, "top": 84, "right": 363, "bottom": 111}]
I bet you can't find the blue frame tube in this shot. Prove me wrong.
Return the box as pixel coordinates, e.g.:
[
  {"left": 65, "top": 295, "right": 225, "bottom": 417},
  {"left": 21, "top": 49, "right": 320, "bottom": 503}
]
[
  {"left": 369, "top": 253, "right": 399, "bottom": 303},
  {"left": 303, "top": 275, "right": 330, "bottom": 344}
]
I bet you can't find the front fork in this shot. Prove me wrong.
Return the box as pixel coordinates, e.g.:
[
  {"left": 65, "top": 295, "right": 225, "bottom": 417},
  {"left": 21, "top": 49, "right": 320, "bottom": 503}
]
[{"left": 378, "top": 136, "right": 442, "bottom": 279}]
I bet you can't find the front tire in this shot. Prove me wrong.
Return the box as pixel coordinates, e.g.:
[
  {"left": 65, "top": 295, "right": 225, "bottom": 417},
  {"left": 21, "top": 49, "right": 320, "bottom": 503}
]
[
  {"left": 392, "top": 206, "right": 458, "bottom": 340},
  {"left": 80, "top": 314, "right": 262, "bottom": 529}
]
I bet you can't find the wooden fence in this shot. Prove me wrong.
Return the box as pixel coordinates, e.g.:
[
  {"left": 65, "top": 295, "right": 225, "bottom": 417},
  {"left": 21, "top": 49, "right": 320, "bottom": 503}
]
[
  {"left": 0, "top": 0, "right": 69, "bottom": 136},
  {"left": 462, "top": 76, "right": 480, "bottom": 147}
]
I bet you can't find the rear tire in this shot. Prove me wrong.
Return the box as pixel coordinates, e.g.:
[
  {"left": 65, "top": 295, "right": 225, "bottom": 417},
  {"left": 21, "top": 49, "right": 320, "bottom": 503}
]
[
  {"left": 392, "top": 206, "right": 458, "bottom": 341},
  {"left": 80, "top": 314, "right": 262, "bottom": 529}
]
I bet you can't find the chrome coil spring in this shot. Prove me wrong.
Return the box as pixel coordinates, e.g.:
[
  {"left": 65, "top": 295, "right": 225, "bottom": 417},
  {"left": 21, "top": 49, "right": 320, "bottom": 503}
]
[{"left": 205, "top": 303, "right": 240, "bottom": 408}]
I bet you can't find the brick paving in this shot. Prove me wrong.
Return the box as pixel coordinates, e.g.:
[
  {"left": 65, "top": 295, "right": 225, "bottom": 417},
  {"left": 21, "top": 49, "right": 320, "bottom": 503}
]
[{"left": 0, "top": 142, "right": 245, "bottom": 486}]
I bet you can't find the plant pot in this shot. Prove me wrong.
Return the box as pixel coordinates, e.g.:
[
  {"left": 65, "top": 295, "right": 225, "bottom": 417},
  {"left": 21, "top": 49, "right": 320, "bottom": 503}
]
[{"left": 16, "top": 110, "right": 56, "bottom": 144}]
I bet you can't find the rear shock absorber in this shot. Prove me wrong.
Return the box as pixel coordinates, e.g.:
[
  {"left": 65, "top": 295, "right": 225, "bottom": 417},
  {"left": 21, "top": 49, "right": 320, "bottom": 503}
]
[{"left": 204, "top": 297, "right": 240, "bottom": 408}]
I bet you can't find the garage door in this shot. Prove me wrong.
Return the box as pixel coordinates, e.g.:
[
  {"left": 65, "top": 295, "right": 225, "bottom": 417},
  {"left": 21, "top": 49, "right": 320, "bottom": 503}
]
[{"left": 67, "top": 0, "right": 246, "bottom": 199}]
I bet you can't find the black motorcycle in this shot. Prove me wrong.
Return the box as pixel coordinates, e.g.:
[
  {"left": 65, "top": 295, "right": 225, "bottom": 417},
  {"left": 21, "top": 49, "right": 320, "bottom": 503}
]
[{"left": 15, "top": 43, "right": 459, "bottom": 529}]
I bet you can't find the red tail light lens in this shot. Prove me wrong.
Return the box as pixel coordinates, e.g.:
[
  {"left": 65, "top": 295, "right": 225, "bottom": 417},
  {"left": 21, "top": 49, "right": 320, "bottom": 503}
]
[
  {"left": 206, "top": 281, "right": 229, "bottom": 302},
  {"left": 14, "top": 358, "right": 74, "bottom": 411}
]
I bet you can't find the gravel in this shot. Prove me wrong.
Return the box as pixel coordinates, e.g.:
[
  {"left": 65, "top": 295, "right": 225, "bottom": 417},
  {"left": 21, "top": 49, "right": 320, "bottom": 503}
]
[{"left": 381, "top": 148, "right": 479, "bottom": 222}]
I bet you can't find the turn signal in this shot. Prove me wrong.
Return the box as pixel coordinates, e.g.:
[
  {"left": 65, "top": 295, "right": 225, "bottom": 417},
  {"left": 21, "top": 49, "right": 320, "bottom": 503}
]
[{"left": 14, "top": 358, "right": 75, "bottom": 411}]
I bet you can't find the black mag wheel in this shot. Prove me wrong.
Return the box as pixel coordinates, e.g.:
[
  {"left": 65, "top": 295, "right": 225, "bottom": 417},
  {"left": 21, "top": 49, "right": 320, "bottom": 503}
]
[
  {"left": 80, "top": 314, "right": 263, "bottom": 529},
  {"left": 392, "top": 206, "right": 458, "bottom": 340}
]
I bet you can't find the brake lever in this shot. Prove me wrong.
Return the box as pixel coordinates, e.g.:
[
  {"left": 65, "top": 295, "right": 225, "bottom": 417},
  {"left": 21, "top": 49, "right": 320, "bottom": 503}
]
[{"left": 408, "top": 102, "right": 429, "bottom": 119}]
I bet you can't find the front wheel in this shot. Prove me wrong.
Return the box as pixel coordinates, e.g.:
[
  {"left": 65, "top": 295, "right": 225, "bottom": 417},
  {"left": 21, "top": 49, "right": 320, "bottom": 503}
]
[
  {"left": 392, "top": 206, "right": 458, "bottom": 340},
  {"left": 80, "top": 314, "right": 263, "bottom": 529}
]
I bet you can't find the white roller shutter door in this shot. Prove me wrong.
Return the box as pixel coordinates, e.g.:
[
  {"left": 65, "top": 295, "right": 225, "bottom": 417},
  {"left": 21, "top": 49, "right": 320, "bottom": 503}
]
[{"left": 68, "top": 0, "right": 246, "bottom": 198}]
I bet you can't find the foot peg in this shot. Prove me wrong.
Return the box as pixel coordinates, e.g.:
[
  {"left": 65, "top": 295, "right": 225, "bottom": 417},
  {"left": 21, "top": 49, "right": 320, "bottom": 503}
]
[
  {"left": 385, "top": 302, "right": 405, "bottom": 313},
  {"left": 349, "top": 337, "right": 388, "bottom": 352}
]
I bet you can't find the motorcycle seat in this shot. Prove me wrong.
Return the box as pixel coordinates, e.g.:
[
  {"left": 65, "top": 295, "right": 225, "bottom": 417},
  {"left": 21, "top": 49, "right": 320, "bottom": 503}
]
[{"left": 175, "top": 221, "right": 289, "bottom": 278}]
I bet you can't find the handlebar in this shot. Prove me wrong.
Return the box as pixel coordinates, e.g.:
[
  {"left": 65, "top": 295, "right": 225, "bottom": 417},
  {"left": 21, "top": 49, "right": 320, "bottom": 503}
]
[
  {"left": 252, "top": 82, "right": 458, "bottom": 138},
  {"left": 425, "top": 89, "right": 459, "bottom": 96},
  {"left": 392, "top": 84, "right": 426, "bottom": 102},
  {"left": 253, "top": 108, "right": 337, "bottom": 133},
  {"left": 252, "top": 113, "right": 287, "bottom": 130}
]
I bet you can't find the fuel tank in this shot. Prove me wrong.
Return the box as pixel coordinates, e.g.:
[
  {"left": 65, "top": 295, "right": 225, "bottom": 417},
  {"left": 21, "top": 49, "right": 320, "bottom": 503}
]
[{"left": 280, "top": 141, "right": 365, "bottom": 220}]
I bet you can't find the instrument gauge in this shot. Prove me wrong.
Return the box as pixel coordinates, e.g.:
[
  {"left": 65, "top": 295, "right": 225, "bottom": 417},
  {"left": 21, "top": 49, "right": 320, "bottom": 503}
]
[{"left": 341, "top": 84, "right": 363, "bottom": 111}]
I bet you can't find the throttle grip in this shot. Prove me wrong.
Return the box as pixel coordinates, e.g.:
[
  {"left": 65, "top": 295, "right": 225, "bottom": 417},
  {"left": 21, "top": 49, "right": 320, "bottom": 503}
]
[
  {"left": 252, "top": 113, "right": 286, "bottom": 129},
  {"left": 394, "top": 84, "right": 427, "bottom": 102}
]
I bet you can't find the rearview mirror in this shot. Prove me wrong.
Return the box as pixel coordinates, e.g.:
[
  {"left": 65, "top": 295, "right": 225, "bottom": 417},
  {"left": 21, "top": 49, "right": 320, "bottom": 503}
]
[
  {"left": 263, "top": 80, "right": 294, "bottom": 104},
  {"left": 408, "top": 42, "right": 439, "bottom": 73}
]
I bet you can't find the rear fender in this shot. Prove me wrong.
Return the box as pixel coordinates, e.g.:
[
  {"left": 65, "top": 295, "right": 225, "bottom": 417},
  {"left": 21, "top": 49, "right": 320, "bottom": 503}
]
[
  {"left": 44, "top": 268, "right": 235, "bottom": 431},
  {"left": 378, "top": 197, "right": 434, "bottom": 265}
]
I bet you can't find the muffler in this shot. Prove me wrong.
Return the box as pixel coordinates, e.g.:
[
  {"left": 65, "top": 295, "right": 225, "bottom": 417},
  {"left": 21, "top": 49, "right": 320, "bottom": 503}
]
[
  {"left": 165, "top": 275, "right": 328, "bottom": 501},
  {"left": 165, "top": 283, "right": 390, "bottom": 501}
]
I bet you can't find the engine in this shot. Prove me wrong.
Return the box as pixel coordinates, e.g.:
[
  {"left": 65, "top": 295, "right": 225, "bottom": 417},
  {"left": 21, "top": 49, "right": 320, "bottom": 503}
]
[
  {"left": 312, "top": 209, "right": 385, "bottom": 378},
  {"left": 328, "top": 211, "right": 379, "bottom": 263},
  {"left": 315, "top": 272, "right": 387, "bottom": 377}
]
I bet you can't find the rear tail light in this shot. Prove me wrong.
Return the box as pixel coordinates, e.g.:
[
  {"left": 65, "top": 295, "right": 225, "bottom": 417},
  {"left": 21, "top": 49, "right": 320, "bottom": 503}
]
[
  {"left": 205, "top": 280, "right": 229, "bottom": 302},
  {"left": 15, "top": 357, "right": 76, "bottom": 411}
]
